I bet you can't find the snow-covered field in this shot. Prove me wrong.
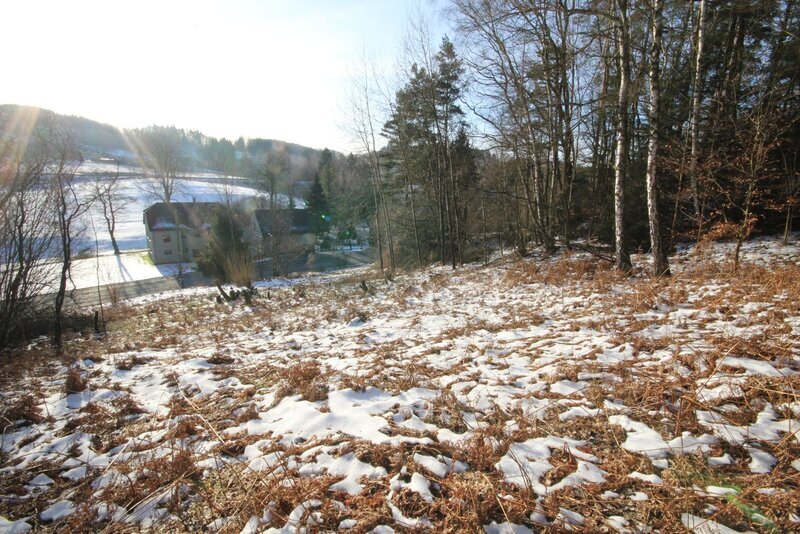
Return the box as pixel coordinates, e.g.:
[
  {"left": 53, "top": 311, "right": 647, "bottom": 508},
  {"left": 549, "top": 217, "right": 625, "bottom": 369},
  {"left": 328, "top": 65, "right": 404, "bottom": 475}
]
[
  {"left": 1, "top": 236, "right": 799, "bottom": 532},
  {"left": 75, "top": 174, "right": 299, "bottom": 255},
  {"left": 78, "top": 159, "right": 250, "bottom": 182},
  {"left": 48, "top": 252, "right": 187, "bottom": 292}
]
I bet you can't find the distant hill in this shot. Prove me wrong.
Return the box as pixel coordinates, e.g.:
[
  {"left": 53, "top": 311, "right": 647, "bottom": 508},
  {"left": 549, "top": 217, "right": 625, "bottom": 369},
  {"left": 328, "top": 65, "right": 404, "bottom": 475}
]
[
  {"left": 0, "top": 104, "right": 128, "bottom": 153},
  {"left": 0, "top": 104, "right": 326, "bottom": 183}
]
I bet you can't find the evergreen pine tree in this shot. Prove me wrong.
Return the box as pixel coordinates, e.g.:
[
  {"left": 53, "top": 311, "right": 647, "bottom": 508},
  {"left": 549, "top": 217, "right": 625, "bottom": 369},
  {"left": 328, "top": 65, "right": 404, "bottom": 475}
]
[{"left": 306, "top": 173, "right": 330, "bottom": 239}]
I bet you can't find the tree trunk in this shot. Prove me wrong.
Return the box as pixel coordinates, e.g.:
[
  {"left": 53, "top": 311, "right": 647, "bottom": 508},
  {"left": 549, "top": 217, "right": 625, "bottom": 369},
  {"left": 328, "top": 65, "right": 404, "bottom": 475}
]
[
  {"left": 397, "top": 133, "right": 423, "bottom": 265},
  {"left": 784, "top": 204, "right": 793, "bottom": 245},
  {"left": 104, "top": 202, "right": 120, "bottom": 255},
  {"left": 689, "top": 0, "right": 706, "bottom": 222},
  {"left": 53, "top": 264, "right": 67, "bottom": 349},
  {"left": 646, "top": 0, "right": 670, "bottom": 277},
  {"left": 614, "top": 0, "right": 632, "bottom": 273},
  {"left": 733, "top": 173, "right": 757, "bottom": 272},
  {"left": 53, "top": 217, "right": 70, "bottom": 349},
  {"left": 269, "top": 173, "right": 277, "bottom": 264},
  {"left": 370, "top": 178, "right": 384, "bottom": 272},
  {"left": 481, "top": 187, "right": 488, "bottom": 264}
]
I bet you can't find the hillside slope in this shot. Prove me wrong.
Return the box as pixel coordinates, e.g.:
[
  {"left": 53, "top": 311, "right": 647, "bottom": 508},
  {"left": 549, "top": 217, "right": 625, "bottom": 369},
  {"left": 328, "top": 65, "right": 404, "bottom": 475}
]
[
  {"left": 1, "top": 237, "right": 799, "bottom": 532},
  {"left": 0, "top": 104, "right": 324, "bottom": 168}
]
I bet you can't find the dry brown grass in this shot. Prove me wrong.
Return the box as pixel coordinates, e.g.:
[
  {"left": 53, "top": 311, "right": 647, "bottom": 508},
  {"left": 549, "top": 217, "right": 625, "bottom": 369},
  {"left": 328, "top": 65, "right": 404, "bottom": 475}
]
[
  {"left": 505, "top": 253, "right": 597, "bottom": 286},
  {"left": 64, "top": 367, "right": 87, "bottom": 393},
  {"left": 206, "top": 351, "right": 235, "bottom": 365},
  {"left": 340, "top": 372, "right": 369, "bottom": 393},
  {"left": 96, "top": 445, "right": 201, "bottom": 520},
  {"left": 275, "top": 361, "right": 329, "bottom": 402},
  {"left": 3, "top": 241, "right": 799, "bottom": 532},
  {"left": 224, "top": 250, "right": 254, "bottom": 289},
  {"left": 114, "top": 353, "right": 150, "bottom": 370},
  {"left": 1, "top": 393, "right": 44, "bottom": 425}
]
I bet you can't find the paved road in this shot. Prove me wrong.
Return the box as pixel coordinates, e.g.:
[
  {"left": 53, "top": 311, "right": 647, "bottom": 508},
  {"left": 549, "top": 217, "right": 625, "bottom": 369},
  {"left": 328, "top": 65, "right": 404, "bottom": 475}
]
[
  {"left": 60, "top": 249, "right": 375, "bottom": 309},
  {"left": 255, "top": 249, "right": 375, "bottom": 279},
  {"left": 66, "top": 271, "right": 211, "bottom": 308}
]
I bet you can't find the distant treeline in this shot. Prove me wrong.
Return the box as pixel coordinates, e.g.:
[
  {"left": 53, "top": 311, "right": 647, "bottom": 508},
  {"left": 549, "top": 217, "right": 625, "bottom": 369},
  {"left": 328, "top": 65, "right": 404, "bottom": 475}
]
[{"left": 0, "top": 104, "right": 326, "bottom": 185}]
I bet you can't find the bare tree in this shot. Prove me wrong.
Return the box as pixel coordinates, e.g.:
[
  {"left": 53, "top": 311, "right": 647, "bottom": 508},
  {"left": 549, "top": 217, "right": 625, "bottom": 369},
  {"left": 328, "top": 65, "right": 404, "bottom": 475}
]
[
  {"left": 127, "top": 126, "right": 188, "bottom": 279},
  {"left": 257, "top": 149, "right": 290, "bottom": 271},
  {"left": 346, "top": 52, "right": 396, "bottom": 273},
  {"left": 0, "top": 113, "right": 56, "bottom": 349},
  {"left": 689, "top": 0, "right": 707, "bottom": 226},
  {"left": 47, "top": 127, "right": 92, "bottom": 349},
  {"left": 451, "top": 0, "right": 557, "bottom": 252},
  {"left": 92, "top": 161, "right": 129, "bottom": 255},
  {"left": 207, "top": 137, "right": 239, "bottom": 207},
  {"left": 127, "top": 126, "right": 184, "bottom": 204}
]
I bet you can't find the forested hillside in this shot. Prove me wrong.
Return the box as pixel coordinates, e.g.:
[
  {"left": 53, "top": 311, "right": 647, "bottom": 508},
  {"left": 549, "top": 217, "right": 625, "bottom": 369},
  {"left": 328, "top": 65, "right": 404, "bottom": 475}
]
[
  {"left": 347, "top": 0, "right": 799, "bottom": 274},
  {"left": 0, "top": 104, "right": 325, "bottom": 183}
]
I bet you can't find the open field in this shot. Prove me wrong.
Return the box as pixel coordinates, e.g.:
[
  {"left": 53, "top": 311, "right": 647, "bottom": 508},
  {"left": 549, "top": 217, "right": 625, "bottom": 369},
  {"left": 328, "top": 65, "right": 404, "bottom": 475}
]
[
  {"left": 1, "top": 236, "right": 799, "bottom": 532},
  {"left": 74, "top": 175, "right": 297, "bottom": 256}
]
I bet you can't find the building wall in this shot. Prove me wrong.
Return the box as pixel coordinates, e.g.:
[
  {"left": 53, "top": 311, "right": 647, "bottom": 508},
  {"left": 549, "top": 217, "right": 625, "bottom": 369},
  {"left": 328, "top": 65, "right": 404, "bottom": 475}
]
[
  {"left": 297, "top": 232, "right": 316, "bottom": 248},
  {"left": 147, "top": 228, "right": 208, "bottom": 265}
]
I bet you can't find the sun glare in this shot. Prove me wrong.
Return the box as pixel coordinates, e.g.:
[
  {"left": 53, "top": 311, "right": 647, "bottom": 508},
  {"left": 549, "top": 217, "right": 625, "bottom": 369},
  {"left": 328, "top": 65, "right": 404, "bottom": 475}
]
[
  {"left": 1, "top": 106, "right": 41, "bottom": 166},
  {"left": 0, "top": 1, "right": 441, "bottom": 151}
]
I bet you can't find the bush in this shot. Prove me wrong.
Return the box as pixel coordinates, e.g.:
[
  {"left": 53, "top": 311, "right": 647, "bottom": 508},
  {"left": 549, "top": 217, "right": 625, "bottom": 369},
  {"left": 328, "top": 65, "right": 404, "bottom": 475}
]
[
  {"left": 197, "top": 205, "right": 254, "bottom": 292},
  {"left": 223, "top": 249, "right": 254, "bottom": 288}
]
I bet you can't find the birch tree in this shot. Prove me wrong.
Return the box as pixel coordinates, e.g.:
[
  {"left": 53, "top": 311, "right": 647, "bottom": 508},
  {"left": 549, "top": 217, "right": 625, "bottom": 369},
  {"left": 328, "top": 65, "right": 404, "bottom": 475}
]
[
  {"left": 646, "top": 0, "right": 669, "bottom": 276},
  {"left": 613, "top": 0, "right": 632, "bottom": 272},
  {"left": 689, "top": 0, "right": 706, "bottom": 225},
  {"left": 346, "top": 54, "right": 396, "bottom": 273}
]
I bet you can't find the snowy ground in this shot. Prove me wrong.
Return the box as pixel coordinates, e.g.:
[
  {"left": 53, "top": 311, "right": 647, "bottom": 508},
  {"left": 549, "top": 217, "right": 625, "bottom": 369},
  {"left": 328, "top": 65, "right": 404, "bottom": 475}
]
[
  {"left": 33, "top": 251, "right": 189, "bottom": 294},
  {"left": 55, "top": 251, "right": 188, "bottom": 292},
  {"left": 1, "top": 236, "right": 799, "bottom": 532},
  {"left": 78, "top": 159, "right": 250, "bottom": 181}
]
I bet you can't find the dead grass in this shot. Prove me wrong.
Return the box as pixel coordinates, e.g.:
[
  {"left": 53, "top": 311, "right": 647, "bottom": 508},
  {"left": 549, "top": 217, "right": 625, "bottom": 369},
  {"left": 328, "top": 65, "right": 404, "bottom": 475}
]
[
  {"left": 64, "top": 367, "right": 87, "bottom": 393},
  {"left": 275, "top": 361, "right": 329, "bottom": 402},
  {"left": 114, "top": 353, "right": 150, "bottom": 370},
  {"left": 206, "top": 351, "right": 235, "bottom": 365},
  {"left": 97, "top": 445, "right": 201, "bottom": 519},
  {"left": 2, "top": 240, "right": 799, "bottom": 532},
  {"left": 1, "top": 393, "right": 44, "bottom": 425}
]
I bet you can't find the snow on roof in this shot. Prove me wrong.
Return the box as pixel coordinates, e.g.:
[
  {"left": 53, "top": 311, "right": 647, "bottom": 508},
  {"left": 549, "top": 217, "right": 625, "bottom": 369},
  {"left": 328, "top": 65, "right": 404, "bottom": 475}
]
[{"left": 144, "top": 202, "right": 219, "bottom": 231}]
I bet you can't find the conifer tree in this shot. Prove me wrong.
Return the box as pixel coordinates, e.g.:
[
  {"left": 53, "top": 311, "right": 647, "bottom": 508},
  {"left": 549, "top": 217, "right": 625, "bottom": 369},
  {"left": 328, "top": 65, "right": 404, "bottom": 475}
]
[{"left": 306, "top": 173, "right": 331, "bottom": 239}]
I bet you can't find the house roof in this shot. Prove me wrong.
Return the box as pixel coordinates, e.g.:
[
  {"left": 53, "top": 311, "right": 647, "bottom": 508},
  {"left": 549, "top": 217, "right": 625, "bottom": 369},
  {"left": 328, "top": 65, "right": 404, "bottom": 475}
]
[
  {"left": 144, "top": 202, "right": 219, "bottom": 231},
  {"left": 254, "top": 208, "right": 310, "bottom": 236}
]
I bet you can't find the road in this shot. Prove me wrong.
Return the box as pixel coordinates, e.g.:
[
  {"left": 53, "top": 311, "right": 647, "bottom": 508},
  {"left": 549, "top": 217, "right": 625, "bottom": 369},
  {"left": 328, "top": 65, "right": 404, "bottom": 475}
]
[{"left": 61, "top": 249, "right": 375, "bottom": 309}]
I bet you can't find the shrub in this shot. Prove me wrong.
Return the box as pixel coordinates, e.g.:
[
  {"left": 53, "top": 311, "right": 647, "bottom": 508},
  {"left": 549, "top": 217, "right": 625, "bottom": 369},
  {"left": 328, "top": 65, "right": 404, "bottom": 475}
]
[{"left": 223, "top": 249, "right": 253, "bottom": 289}]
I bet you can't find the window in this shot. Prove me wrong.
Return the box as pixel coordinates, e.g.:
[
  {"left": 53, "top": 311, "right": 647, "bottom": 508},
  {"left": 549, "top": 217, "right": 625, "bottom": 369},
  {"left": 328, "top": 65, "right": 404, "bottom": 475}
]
[
  {"left": 164, "top": 249, "right": 172, "bottom": 256},
  {"left": 162, "top": 234, "right": 171, "bottom": 243},
  {"left": 192, "top": 249, "right": 199, "bottom": 257}
]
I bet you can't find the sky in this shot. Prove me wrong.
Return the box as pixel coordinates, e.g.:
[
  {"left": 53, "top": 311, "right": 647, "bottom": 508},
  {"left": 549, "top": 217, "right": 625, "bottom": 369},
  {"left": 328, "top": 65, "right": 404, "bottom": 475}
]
[{"left": 0, "top": 0, "right": 449, "bottom": 153}]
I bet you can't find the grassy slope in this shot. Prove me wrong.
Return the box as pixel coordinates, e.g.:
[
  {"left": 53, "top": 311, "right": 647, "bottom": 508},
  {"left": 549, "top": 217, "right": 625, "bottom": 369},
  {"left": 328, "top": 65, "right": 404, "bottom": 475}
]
[{"left": 1, "top": 237, "right": 798, "bottom": 532}]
